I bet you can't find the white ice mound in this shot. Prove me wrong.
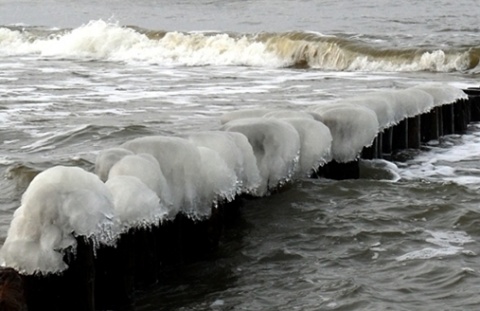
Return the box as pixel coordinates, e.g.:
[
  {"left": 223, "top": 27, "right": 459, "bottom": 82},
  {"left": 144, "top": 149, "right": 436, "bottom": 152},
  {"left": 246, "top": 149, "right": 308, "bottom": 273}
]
[
  {"left": 108, "top": 153, "right": 173, "bottom": 209},
  {"left": 185, "top": 131, "right": 261, "bottom": 195},
  {"left": 106, "top": 175, "right": 167, "bottom": 231},
  {"left": 196, "top": 146, "right": 238, "bottom": 207},
  {"left": 220, "top": 109, "right": 271, "bottom": 125},
  {"left": 341, "top": 95, "right": 396, "bottom": 130},
  {"left": 314, "top": 105, "right": 379, "bottom": 163},
  {"left": 222, "top": 118, "right": 300, "bottom": 195},
  {"left": 226, "top": 132, "right": 263, "bottom": 195},
  {"left": 263, "top": 110, "right": 316, "bottom": 120},
  {"left": 0, "top": 166, "right": 116, "bottom": 275},
  {"left": 389, "top": 88, "right": 435, "bottom": 120},
  {"left": 413, "top": 84, "right": 468, "bottom": 107},
  {"left": 121, "top": 136, "right": 210, "bottom": 218},
  {"left": 94, "top": 147, "right": 134, "bottom": 182},
  {"left": 282, "top": 118, "right": 332, "bottom": 176}
]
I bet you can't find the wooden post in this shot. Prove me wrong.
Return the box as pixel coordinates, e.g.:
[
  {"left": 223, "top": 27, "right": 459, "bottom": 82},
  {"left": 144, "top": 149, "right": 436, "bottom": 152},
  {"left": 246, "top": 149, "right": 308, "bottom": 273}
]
[
  {"left": 442, "top": 104, "right": 455, "bottom": 135},
  {"left": 316, "top": 160, "right": 360, "bottom": 180},
  {"left": 421, "top": 108, "right": 440, "bottom": 143},
  {"left": 454, "top": 99, "right": 470, "bottom": 134},
  {"left": 407, "top": 116, "right": 421, "bottom": 149},
  {"left": 382, "top": 127, "right": 393, "bottom": 156},
  {"left": 0, "top": 267, "right": 28, "bottom": 311},
  {"left": 94, "top": 236, "right": 135, "bottom": 311},
  {"left": 392, "top": 119, "right": 408, "bottom": 151},
  {"left": 22, "top": 237, "right": 96, "bottom": 311}
]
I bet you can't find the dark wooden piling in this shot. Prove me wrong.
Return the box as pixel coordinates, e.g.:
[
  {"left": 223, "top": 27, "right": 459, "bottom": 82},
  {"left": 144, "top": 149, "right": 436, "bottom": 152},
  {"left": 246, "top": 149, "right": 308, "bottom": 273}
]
[
  {"left": 392, "top": 119, "right": 408, "bottom": 151},
  {"left": 421, "top": 108, "right": 440, "bottom": 143},
  {"left": 94, "top": 235, "right": 135, "bottom": 311},
  {"left": 316, "top": 160, "right": 360, "bottom": 180},
  {"left": 22, "top": 237, "right": 95, "bottom": 311},
  {"left": 382, "top": 127, "right": 393, "bottom": 156},
  {"left": 454, "top": 99, "right": 470, "bottom": 133},
  {"left": 464, "top": 88, "right": 480, "bottom": 121},
  {"left": 407, "top": 116, "right": 421, "bottom": 149},
  {"left": 442, "top": 104, "right": 455, "bottom": 135},
  {"left": 0, "top": 267, "right": 27, "bottom": 311}
]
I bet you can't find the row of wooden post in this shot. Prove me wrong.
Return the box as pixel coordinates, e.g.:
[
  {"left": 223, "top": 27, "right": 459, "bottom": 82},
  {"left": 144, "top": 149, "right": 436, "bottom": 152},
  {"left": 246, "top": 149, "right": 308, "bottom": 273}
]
[
  {"left": 318, "top": 88, "right": 480, "bottom": 179},
  {"left": 19, "top": 199, "right": 242, "bottom": 311}
]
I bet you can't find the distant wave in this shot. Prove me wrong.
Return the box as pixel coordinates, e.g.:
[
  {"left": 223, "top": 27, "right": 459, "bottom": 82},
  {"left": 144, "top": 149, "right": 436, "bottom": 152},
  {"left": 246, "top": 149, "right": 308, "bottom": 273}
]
[{"left": 0, "top": 20, "right": 478, "bottom": 72}]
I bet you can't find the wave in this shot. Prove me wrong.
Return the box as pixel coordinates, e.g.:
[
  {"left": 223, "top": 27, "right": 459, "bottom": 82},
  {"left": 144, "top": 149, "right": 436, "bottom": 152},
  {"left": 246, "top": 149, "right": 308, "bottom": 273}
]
[{"left": 0, "top": 20, "right": 478, "bottom": 72}]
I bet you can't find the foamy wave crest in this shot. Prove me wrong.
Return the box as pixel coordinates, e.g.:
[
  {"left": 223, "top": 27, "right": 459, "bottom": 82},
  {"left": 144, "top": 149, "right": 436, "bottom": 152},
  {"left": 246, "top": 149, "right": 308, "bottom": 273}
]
[
  {"left": 0, "top": 20, "right": 282, "bottom": 66},
  {"left": 263, "top": 32, "right": 478, "bottom": 72},
  {"left": 0, "top": 21, "right": 478, "bottom": 71}
]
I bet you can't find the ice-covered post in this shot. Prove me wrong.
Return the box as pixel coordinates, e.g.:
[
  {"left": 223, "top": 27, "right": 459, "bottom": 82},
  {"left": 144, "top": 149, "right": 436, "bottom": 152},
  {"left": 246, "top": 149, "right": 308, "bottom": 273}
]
[
  {"left": 464, "top": 88, "right": 480, "bottom": 121},
  {"left": 0, "top": 166, "right": 118, "bottom": 311},
  {"left": 407, "top": 116, "right": 421, "bottom": 149},
  {"left": 420, "top": 107, "right": 440, "bottom": 142},
  {"left": 0, "top": 267, "right": 28, "bottom": 311},
  {"left": 392, "top": 119, "right": 408, "bottom": 151}
]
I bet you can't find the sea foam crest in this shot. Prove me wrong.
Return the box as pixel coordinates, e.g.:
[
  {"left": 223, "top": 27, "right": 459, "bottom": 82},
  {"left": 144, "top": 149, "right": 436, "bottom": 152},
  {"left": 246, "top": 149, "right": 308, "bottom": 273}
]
[{"left": 0, "top": 23, "right": 475, "bottom": 71}]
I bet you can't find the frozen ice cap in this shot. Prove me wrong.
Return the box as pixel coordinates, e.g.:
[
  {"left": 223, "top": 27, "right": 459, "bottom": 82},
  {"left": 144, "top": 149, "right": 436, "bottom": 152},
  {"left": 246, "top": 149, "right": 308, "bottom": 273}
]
[
  {"left": 314, "top": 105, "right": 379, "bottom": 163},
  {"left": 0, "top": 166, "right": 116, "bottom": 275},
  {"left": 106, "top": 175, "right": 167, "bottom": 231},
  {"left": 108, "top": 153, "right": 173, "bottom": 209},
  {"left": 282, "top": 118, "right": 332, "bottom": 176},
  {"left": 121, "top": 136, "right": 212, "bottom": 218},
  {"left": 94, "top": 147, "right": 134, "bottom": 182},
  {"left": 413, "top": 84, "right": 468, "bottom": 107},
  {"left": 220, "top": 109, "right": 271, "bottom": 124},
  {"left": 196, "top": 146, "right": 238, "bottom": 208},
  {"left": 222, "top": 118, "right": 300, "bottom": 195},
  {"left": 185, "top": 131, "right": 261, "bottom": 195}
]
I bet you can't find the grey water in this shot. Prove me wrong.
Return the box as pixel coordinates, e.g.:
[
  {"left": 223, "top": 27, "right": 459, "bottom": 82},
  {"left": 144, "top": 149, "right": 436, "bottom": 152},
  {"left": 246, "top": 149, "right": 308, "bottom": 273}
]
[{"left": 1, "top": 0, "right": 480, "bottom": 309}]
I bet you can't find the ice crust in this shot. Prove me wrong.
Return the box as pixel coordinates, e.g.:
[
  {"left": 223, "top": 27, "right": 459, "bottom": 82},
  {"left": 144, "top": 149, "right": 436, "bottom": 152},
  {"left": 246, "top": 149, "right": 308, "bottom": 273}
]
[
  {"left": 0, "top": 166, "right": 116, "bottom": 274},
  {"left": 222, "top": 118, "right": 301, "bottom": 195},
  {"left": 0, "top": 84, "right": 468, "bottom": 274}
]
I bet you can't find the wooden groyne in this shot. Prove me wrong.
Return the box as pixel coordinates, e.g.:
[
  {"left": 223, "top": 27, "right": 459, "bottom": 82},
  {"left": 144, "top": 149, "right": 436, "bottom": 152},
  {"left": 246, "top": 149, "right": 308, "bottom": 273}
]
[
  {"left": 319, "top": 87, "right": 480, "bottom": 180},
  {"left": 1, "top": 86, "right": 479, "bottom": 311}
]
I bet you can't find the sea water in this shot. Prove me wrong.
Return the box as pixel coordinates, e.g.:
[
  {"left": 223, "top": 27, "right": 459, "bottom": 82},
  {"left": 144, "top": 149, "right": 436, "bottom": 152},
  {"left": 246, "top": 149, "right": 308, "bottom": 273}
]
[{"left": 1, "top": 0, "right": 480, "bottom": 309}]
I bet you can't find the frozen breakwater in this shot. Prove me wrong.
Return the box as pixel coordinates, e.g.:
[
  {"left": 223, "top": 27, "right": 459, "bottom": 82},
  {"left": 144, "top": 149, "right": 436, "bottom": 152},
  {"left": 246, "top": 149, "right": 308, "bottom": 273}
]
[{"left": 0, "top": 84, "right": 479, "bottom": 310}]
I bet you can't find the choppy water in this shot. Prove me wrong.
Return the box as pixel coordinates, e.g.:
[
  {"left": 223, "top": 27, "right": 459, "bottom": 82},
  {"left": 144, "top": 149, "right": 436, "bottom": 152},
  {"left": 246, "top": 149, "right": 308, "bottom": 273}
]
[{"left": 1, "top": 0, "right": 480, "bottom": 309}]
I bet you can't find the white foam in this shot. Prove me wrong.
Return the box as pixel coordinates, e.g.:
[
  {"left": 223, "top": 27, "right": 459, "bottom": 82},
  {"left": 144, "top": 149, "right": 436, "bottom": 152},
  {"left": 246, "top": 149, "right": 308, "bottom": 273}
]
[{"left": 396, "top": 230, "right": 474, "bottom": 261}]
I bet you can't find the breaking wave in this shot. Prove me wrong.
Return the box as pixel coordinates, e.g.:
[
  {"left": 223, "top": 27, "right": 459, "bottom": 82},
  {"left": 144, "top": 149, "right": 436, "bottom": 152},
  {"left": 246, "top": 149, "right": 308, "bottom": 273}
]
[{"left": 0, "top": 20, "right": 479, "bottom": 71}]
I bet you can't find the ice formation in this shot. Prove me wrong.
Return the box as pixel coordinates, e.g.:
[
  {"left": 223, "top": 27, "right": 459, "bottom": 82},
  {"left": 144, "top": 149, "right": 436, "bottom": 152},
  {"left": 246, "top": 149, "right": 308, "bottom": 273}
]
[
  {"left": 414, "top": 84, "right": 469, "bottom": 107},
  {"left": 0, "top": 166, "right": 116, "bottom": 274},
  {"left": 196, "top": 146, "right": 238, "bottom": 209},
  {"left": 185, "top": 131, "right": 261, "bottom": 195},
  {"left": 314, "top": 105, "right": 379, "bottom": 162},
  {"left": 220, "top": 109, "right": 271, "bottom": 125},
  {"left": 106, "top": 175, "right": 166, "bottom": 230},
  {"left": 121, "top": 136, "right": 231, "bottom": 218},
  {"left": 281, "top": 118, "right": 332, "bottom": 176},
  {"left": 0, "top": 83, "right": 469, "bottom": 275},
  {"left": 94, "top": 147, "right": 134, "bottom": 182},
  {"left": 222, "top": 118, "right": 301, "bottom": 195},
  {"left": 108, "top": 153, "right": 173, "bottom": 209}
]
